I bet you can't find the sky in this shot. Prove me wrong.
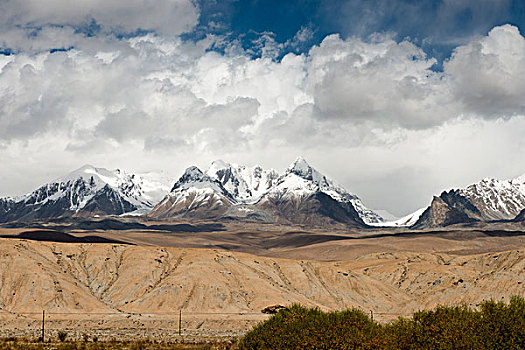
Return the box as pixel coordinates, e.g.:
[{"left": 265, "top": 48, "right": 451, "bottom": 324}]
[{"left": 1, "top": 0, "right": 525, "bottom": 216}]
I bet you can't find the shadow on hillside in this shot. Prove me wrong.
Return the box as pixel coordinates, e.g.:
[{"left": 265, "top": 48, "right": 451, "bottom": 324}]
[{"left": 0, "top": 230, "right": 133, "bottom": 244}]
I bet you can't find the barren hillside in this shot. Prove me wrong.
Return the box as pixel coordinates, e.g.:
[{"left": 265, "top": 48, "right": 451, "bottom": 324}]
[{"left": 0, "top": 238, "right": 523, "bottom": 333}]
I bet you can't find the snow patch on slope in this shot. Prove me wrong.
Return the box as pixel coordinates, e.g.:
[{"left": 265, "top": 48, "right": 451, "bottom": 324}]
[
  {"left": 263, "top": 156, "right": 385, "bottom": 224},
  {"left": 460, "top": 175, "right": 525, "bottom": 220},
  {"left": 6, "top": 165, "right": 172, "bottom": 215},
  {"left": 369, "top": 207, "right": 426, "bottom": 227}
]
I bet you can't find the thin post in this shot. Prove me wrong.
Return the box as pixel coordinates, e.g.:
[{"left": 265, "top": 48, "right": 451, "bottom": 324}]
[
  {"left": 370, "top": 310, "right": 373, "bottom": 322},
  {"left": 178, "top": 310, "right": 182, "bottom": 336},
  {"left": 41, "top": 310, "right": 45, "bottom": 342}
]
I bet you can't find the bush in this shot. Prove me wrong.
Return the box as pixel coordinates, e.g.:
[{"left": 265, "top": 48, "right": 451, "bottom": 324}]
[
  {"left": 57, "top": 331, "right": 68, "bottom": 342},
  {"left": 239, "top": 304, "right": 382, "bottom": 349},
  {"left": 239, "top": 296, "right": 525, "bottom": 350},
  {"left": 383, "top": 305, "right": 483, "bottom": 349},
  {"left": 479, "top": 295, "right": 525, "bottom": 349}
]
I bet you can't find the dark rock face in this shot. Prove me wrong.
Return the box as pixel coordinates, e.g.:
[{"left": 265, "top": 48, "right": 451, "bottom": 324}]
[
  {"left": 0, "top": 184, "right": 138, "bottom": 223},
  {"left": 77, "top": 185, "right": 137, "bottom": 216},
  {"left": 149, "top": 190, "right": 232, "bottom": 220},
  {"left": 214, "top": 167, "right": 246, "bottom": 198},
  {"left": 256, "top": 192, "right": 367, "bottom": 228},
  {"left": 0, "top": 195, "right": 73, "bottom": 223},
  {"left": 412, "top": 190, "right": 483, "bottom": 229},
  {"left": 512, "top": 209, "right": 525, "bottom": 222}
]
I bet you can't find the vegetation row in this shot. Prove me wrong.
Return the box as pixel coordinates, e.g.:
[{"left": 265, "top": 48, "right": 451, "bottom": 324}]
[{"left": 240, "top": 296, "right": 525, "bottom": 349}]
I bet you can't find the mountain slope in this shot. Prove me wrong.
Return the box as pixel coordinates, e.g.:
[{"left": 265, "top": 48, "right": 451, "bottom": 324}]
[
  {"left": 149, "top": 166, "right": 234, "bottom": 220},
  {"left": 254, "top": 157, "right": 368, "bottom": 227},
  {"left": 459, "top": 176, "right": 525, "bottom": 220},
  {"left": 413, "top": 173, "right": 525, "bottom": 228},
  {"left": 150, "top": 157, "right": 380, "bottom": 228},
  {"left": 0, "top": 165, "right": 170, "bottom": 222},
  {"left": 287, "top": 157, "right": 383, "bottom": 224},
  {"left": 206, "top": 160, "right": 279, "bottom": 203},
  {"left": 412, "top": 190, "right": 483, "bottom": 229}
]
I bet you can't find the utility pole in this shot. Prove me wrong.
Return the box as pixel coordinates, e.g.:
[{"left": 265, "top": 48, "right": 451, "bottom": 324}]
[
  {"left": 370, "top": 310, "right": 373, "bottom": 322},
  {"left": 178, "top": 310, "right": 182, "bottom": 336},
  {"left": 41, "top": 310, "right": 45, "bottom": 342}
]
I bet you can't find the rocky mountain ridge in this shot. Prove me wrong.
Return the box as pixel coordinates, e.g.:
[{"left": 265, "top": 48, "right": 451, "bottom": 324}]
[
  {"left": 0, "top": 165, "right": 171, "bottom": 223},
  {"left": 413, "top": 174, "right": 525, "bottom": 228},
  {"left": 150, "top": 157, "right": 381, "bottom": 227}
]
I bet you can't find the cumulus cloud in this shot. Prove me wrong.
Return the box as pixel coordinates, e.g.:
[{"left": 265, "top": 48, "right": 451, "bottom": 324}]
[
  {"left": 305, "top": 34, "right": 452, "bottom": 129},
  {"left": 0, "top": 0, "right": 199, "bottom": 36},
  {"left": 445, "top": 24, "right": 525, "bottom": 118},
  {"left": 1, "top": 22, "right": 525, "bottom": 215}
]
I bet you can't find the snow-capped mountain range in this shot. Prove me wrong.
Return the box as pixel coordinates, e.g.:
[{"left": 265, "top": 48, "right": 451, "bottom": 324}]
[
  {"left": 459, "top": 176, "right": 525, "bottom": 220},
  {"left": 413, "top": 173, "right": 525, "bottom": 228},
  {"left": 4, "top": 158, "right": 525, "bottom": 229},
  {"left": 150, "top": 156, "right": 384, "bottom": 227},
  {"left": 0, "top": 165, "right": 171, "bottom": 222}
]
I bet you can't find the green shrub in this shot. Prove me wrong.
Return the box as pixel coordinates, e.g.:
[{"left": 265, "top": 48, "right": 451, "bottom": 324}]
[
  {"left": 479, "top": 295, "right": 525, "bottom": 349},
  {"left": 383, "top": 305, "right": 483, "bottom": 349},
  {"left": 240, "top": 296, "right": 525, "bottom": 350},
  {"left": 239, "top": 304, "right": 382, "bottom": 349}
]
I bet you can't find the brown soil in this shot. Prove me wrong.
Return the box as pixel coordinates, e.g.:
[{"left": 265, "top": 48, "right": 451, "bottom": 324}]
[{"left": 0, "top": 223, "right": 524, "bottom": 342}]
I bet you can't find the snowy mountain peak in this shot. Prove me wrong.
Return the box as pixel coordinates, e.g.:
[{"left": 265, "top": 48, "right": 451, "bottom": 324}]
[
  {"left": 205, "top": 160, "right": 279, "bottom": 204},
  {"left": 59, "top": 165, "right": 172, "bottom": 210},
  {"left": 288, "top": 156, "right": 309, "bottom": 172},
  {"left": 171, "top": 165, "right": 232, "bottom": 198},
  {"left": 209, "top": 159, "right": 231, "bottom": 169},
  {"left": 458, "top": 173, "right": 525, "bottom": 220},
  {"left": 172, "top": 166, "right": 209, "bottom": 189},
  {"left": 180, "top": 165, "right": 205, "bottom": 179},
  {"left": 58, "top": 164, "right": 100, "bottom": 180},
  {"left": 56, "top": 164, "right": 137, "bottom": 191},
  {"left": 267, "top": 157, "right": 384, "bottom": 224},
  {"left": 285, "top": 156, "right": 331, "bottom": 188},
  {"left": 287, "top": 156, "right": 313, "bottom": 177},
  {"left": 0, "top": 165, "right": 173, "bottom": 222},
  {"left": 511, "top": 173, "right": 525, "bottom": 185}
]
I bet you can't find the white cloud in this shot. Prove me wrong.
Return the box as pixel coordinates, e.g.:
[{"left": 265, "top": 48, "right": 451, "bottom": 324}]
[
  {"left": 445, "top": 24, "right": 525, "bottom": 118},
  {"left": 1, "top": 24, "right": 525, "bottom": 215},
  {"left": 305, "top": 34, "right": 452, "bottom": 129},
  {"left": 0, "top": 0, "right": 199, "bottom": 35}
]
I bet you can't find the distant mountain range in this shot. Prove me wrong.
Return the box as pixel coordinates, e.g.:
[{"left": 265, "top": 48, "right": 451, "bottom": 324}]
[
  {"left": 149, "top": 157, "right": 382, "bottom": 228},
  {"left": 413, "top": 175, "right": 525, "bottom": 228},
  {"left": 3, "top": 160, "right": 525, "bottom": 230},
  {"left": 0, "top": 165, "right": 171, "bottom": 223},
  {"left": 0, "top": 158, "right": 384, "bottom": 227}
]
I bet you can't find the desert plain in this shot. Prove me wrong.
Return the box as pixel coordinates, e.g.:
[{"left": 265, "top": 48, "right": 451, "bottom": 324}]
[{"left": 0, "top": 220, "right": 524, "bottom": 342}]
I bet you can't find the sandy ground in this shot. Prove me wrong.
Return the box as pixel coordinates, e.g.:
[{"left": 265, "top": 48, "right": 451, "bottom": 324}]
[{"left": 0, "top": 223, "right": 524, "bottom": 341}]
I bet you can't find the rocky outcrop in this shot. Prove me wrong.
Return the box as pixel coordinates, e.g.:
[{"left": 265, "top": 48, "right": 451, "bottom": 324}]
[
  {"left": 413, "top": 190, "right": 483, "bottom": 229},
  {"left": 256, "top": 191, "right": 366, "bottom": 228},
  {"left": 512, "top": 208, "right": 525, "bottom": 222}
]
